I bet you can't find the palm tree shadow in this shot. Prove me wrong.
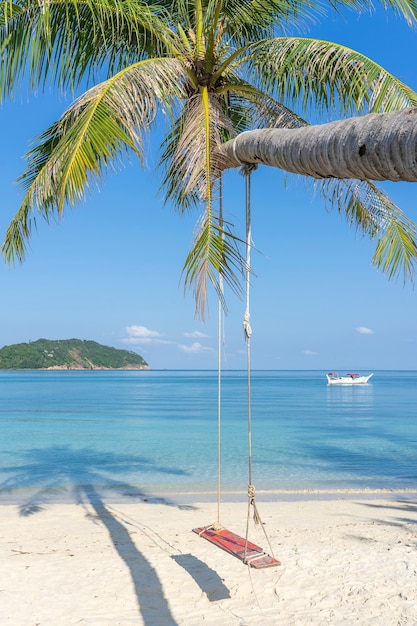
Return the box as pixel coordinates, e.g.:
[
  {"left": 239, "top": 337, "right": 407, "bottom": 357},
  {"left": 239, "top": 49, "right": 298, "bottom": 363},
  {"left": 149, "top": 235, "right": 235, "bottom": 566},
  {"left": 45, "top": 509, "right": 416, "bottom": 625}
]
[
  {"left": 87, "top": 489, "right": 178, "bottom": 625},
  {"left": 360, "top": 498, "right": 417, "bottom": 529},
  {"left": 0, "top": 444, "right": 194, "bottom": 511},
  {"left": 0, "top": 444, "right": 200, "bottom": 626}
]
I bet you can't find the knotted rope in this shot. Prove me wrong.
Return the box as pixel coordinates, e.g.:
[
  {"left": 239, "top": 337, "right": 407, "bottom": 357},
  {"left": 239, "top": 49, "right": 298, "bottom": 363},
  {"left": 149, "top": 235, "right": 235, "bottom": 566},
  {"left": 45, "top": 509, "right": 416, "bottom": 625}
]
[{"left": 241, "top": 164, "right": 276, "bottom": 563}]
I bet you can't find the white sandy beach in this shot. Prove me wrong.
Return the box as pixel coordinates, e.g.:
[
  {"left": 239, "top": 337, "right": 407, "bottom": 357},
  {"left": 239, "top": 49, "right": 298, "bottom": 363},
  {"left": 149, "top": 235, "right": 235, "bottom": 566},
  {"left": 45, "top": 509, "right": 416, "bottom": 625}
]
[{"left": 1, "top": 494, "right": 417, "bottom": 625}]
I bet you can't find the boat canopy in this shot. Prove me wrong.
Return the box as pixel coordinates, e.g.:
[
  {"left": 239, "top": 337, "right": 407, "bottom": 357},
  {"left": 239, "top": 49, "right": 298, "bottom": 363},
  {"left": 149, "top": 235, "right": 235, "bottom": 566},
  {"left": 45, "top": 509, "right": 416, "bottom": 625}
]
[{"left": 327, "top": 372, "right": 361, "bottom": 379}]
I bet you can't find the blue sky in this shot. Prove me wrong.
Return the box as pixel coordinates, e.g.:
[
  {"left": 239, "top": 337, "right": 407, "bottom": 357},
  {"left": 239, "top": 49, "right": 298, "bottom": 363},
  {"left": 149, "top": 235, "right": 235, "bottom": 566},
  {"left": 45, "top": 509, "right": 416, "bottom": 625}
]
[{"left": 0, "top": 6, "right": 416, "bottom": 370}]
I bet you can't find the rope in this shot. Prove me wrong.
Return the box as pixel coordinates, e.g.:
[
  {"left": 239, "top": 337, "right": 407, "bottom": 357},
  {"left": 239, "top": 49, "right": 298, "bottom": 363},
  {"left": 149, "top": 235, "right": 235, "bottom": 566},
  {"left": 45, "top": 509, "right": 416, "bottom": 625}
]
[
  {"left": 244, "top": 171, "right": 254, "bottom": 492},
  {"left": 241, "top": 166, "right": 276, "bottom": 563},
  {"left": 216, "top": 175, "right": 224, "bottom": 526},
  {"left": 217, "top": 282, "right": 223, "bottom": 526}
]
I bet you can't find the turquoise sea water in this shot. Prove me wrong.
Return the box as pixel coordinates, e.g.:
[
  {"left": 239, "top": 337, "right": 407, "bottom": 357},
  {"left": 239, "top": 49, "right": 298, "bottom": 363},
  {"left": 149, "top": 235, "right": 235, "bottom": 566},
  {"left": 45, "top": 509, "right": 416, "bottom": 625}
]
[{"left": 0, "top": 370, "right": 416, "bottom": 504}]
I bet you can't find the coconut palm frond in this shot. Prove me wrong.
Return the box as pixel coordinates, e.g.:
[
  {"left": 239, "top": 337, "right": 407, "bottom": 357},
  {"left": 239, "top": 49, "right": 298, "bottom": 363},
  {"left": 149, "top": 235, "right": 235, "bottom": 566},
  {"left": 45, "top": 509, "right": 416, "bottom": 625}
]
[
  {"left": 214, "top": 79, "right": 297, "bottom": 130},
  {"left": 0, "top": 201, "right": 38, "bottom": 265},
  {"left": 380, "top": 0, "right": 417, "bottom": 25},
  {"left": 161, "top": 90, "right": 235, "bottom": 210},
  {"left": 166, "top": 86, "right": 243, "bottom": 314},
  {"left": 2, "top": 58, "right": 187, "bottom": 263},
  {"left": 335, "top": 0, "right": 417, "bottom": 24},
  {"left": 0, "top": 0, "right": 178, "bottom": 97},
  {"left": 226, "top": 85, "right": 308, "bottom": 129},
  {"left": 160, "top": 115, "right": 201, "bottom": 212},
  {"left": 254, "top": 98, "right": 306, "bottom": 129},
  {"left": 359, "top": 181, "right": 417, "bottom": 283},
  {"left": 220, "top": 0, "right": 324, "bottom": 42},
  {"left": 372, "top": 202, "right": 417, "bottom": 283},
  {"left": 218, "top": 92, "right": 254, "bottom": 136},
  {"left": 183, "top": 210, "right": 245, "bottom": 318},
  {"left": 319, "top": 178, "right": 417, "bottom": 283},
  {"left": 249, "top": 37, "right": 417, "bottom": 117}
]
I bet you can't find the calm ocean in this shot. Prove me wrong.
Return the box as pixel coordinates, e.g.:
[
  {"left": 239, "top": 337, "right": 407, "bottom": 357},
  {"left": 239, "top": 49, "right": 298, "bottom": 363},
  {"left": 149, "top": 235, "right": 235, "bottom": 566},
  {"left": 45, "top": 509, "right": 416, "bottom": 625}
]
[{"left": 1, "top": 370, "right": 416, "bottom": 504}]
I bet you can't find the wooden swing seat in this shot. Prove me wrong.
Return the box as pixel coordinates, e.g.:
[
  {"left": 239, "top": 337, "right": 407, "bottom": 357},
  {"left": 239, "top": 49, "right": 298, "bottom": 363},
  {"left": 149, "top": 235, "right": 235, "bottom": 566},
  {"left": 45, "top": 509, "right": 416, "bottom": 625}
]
[{"left": 192, "top": 525, "right": 280, "bottom": 569}]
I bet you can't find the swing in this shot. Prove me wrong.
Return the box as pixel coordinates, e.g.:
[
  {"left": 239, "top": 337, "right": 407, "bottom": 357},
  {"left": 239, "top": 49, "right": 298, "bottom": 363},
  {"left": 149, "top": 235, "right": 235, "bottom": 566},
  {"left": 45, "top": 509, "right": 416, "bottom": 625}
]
[{"left": 192, "top": 167, "right": 280, "bottom": 569}]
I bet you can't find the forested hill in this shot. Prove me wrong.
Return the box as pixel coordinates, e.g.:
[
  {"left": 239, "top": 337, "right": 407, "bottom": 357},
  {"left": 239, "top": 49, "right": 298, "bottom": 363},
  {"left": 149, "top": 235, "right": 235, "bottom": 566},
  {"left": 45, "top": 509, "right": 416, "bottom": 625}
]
[{"left": 0, "top": 339, "right": 150, "bottom": 370}]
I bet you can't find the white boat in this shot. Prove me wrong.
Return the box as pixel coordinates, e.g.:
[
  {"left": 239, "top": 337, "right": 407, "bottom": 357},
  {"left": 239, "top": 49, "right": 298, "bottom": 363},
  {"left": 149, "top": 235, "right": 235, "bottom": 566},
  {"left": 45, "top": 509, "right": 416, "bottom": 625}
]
[{"left": 326, "top": 372, "right": 373, "bottom": 385}]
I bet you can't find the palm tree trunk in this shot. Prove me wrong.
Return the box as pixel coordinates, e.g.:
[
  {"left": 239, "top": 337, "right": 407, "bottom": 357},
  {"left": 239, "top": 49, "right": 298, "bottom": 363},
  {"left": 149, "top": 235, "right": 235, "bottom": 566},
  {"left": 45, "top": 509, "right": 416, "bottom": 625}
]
[{"left": 217, "top": 108, "right": 417, "bottom": 182}]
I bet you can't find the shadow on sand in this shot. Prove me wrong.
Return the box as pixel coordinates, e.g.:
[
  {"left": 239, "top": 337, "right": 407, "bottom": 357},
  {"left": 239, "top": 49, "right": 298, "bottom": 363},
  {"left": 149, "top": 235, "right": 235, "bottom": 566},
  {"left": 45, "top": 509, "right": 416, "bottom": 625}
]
[
  {"left": 360, "top": 498, "right": 417, "bottom": 530},
  {"left": 0, "top": 444, "right": 205, "bottom": 626},
  {"left": 171, "top": 553, "right": 231, "bottom": 601}
]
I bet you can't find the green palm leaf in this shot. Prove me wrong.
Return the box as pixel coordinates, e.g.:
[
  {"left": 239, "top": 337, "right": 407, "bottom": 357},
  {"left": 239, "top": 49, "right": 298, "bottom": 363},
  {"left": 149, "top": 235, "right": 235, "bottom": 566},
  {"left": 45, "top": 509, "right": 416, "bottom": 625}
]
[
  {"left": 2, "top": 58, "right": 187, "bottom": 262},
  {"left": 183, "top": 211, "right": 245, "bottom": 317},
  {"left": 0, "top": 0, "right": 179, "bottom": 97},
  {"left": 164, "top": 86, "right": 244, "bottom": 314},
  {"left": 161, "top": 91, "right": 234, "bottom": 208},
  {"left": 321, "top": 178, "right": 417, "bottom": 283},
  {"left": 249, "top": 37, "right": 417, "bottom": 116}
]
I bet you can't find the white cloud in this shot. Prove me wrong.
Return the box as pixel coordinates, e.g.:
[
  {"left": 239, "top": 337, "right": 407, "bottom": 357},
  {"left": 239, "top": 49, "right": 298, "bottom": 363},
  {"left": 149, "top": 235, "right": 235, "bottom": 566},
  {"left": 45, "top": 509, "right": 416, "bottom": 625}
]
[
  {"left": 123, "top": 325, "right": 172, "bottom": 345},
  {"left": 304, "top": 349, "right": 318, "bottom": 356},
  {"left": 178, "top": 342, "right": 214, "bottom": 354},
  {"left": 123, "top": 326, "right": 213, "bottom": 352},
  {"left": 356, "top": 326, "right": 374, "bottom": 335},
  {"left": 183, "top": 331, "right": 208, "bottom": 339},
  {"left": 126, "top": 325, "right": 161, "bottom": 339}
]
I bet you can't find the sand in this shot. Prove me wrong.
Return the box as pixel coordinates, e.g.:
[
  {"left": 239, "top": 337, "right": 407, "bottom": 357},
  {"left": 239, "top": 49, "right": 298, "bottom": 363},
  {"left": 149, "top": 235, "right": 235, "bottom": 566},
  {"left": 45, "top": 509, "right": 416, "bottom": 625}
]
[{"left": 1, "top": 493, "right": 417, "bottom": 625}]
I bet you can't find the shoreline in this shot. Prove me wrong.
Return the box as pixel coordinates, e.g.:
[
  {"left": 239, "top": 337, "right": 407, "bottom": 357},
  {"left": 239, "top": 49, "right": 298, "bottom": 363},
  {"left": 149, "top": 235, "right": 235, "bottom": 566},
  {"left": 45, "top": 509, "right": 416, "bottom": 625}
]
[
  {"left": 1, "top": 496, "right": 417, "bottom": 624},
  {"left": 2, "top": 486, "right": 417, "bottom": 506}
]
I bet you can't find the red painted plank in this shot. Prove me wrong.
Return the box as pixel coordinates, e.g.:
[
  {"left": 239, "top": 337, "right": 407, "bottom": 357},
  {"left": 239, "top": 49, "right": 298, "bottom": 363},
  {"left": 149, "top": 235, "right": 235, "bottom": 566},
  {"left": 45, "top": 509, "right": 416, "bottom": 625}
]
[{"left": 193, "top": 526, "right": 280, "bottom": 569}]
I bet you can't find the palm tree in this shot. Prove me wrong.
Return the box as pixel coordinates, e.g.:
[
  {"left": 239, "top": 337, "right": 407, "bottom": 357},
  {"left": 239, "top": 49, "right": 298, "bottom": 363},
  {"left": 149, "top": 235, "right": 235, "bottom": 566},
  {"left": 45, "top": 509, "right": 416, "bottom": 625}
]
[
  {"left": 220, "top": 108, "right": 417, "bottom": 183},
  {"left": 218, "top": 107, "right": 417, "bottom": 283},
  {"left": 1, "top": 0, "right": 417, "bottom": 315}
]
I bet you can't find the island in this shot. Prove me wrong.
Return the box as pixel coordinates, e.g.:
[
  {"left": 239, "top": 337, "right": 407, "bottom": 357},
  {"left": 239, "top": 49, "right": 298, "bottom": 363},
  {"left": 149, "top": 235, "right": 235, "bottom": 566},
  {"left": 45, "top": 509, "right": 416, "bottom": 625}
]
[{"left": 0, "top": 339, "right": 150, "bottom": 370}]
